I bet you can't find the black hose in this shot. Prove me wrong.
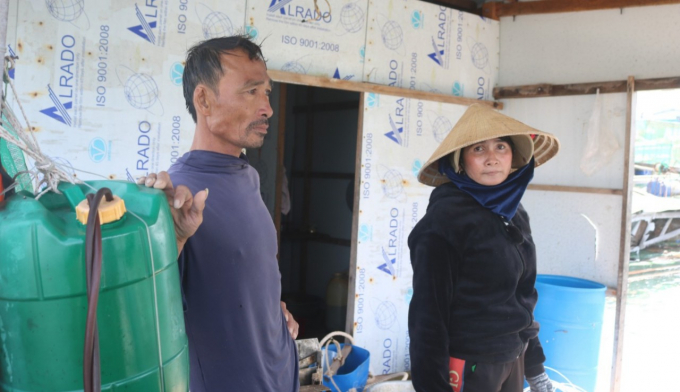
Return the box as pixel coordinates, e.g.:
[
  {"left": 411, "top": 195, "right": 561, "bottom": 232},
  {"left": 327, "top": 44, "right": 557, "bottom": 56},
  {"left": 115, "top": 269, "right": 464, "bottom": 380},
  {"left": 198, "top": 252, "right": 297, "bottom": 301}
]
[{"left": 83, "top": 188, "right": 113, "bottom": 392}]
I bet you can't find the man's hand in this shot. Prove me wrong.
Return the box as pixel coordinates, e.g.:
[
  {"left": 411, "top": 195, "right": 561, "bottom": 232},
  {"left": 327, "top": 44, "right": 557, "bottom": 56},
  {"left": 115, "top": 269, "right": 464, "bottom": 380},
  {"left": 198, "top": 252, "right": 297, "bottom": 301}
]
[
  {"left": 281, "top": 301, "right": 299, "bottom": 340},
  {"left": 137, "top": 172, "right": 208, "bottom": 254}
]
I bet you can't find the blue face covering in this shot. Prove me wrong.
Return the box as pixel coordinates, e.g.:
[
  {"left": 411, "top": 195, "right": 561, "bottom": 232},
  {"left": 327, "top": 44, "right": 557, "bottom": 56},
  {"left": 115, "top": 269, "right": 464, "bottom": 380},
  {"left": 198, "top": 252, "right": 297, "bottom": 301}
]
[{"left": 438, "top": 156, "right": 535, "bottom": 221}]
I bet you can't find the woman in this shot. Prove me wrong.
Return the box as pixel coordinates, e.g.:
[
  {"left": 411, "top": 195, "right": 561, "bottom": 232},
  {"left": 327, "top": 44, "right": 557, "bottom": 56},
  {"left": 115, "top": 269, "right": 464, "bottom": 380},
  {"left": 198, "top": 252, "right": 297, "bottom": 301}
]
[{"left": 408, "top": 104, "right": 560, "bottom": 392}]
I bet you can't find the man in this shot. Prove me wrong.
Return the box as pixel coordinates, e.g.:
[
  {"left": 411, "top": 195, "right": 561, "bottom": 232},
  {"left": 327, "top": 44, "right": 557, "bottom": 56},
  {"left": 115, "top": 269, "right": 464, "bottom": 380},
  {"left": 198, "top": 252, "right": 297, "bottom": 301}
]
[{"left": 140, "top": 35, "right": 299, "bottom": 392}]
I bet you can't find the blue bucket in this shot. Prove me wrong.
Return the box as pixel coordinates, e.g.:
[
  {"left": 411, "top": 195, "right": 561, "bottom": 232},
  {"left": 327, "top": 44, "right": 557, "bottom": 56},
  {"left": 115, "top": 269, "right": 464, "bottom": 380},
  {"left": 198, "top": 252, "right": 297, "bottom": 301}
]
[
  {"left": 323, "top": 343, "right": 371, "bottom": 392},
  {"left": 534, "top": 275, "right": 606, "bottom": 392}
]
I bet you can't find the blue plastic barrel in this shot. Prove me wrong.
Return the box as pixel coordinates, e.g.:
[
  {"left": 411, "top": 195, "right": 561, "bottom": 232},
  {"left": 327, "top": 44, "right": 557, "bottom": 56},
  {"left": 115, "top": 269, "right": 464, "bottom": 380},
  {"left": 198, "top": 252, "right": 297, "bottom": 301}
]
[{"left": 533, "top": 275, "right": 606, "bottom": 392}]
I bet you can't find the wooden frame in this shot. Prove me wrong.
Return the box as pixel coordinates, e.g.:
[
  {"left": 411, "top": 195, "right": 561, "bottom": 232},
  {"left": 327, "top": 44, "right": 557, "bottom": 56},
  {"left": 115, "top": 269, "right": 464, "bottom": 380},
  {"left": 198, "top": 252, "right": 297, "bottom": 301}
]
[
  {"left": 494, "top": 76, "right": 680, "bottom": 99},
  {"left": 527, "top": 184, "right": 623, "bottom": 196},
  {"left": 482, "top": 0, "right": 680, "bottom": 19},
  {"left": 345, "top": 92, "right": 365, "bottom": 334},
  {"left": 269, "top": 70, "right": 503, "bottom": 109},
  {"left": 612, "top": 76, "right": 635, "bottom": 392}
]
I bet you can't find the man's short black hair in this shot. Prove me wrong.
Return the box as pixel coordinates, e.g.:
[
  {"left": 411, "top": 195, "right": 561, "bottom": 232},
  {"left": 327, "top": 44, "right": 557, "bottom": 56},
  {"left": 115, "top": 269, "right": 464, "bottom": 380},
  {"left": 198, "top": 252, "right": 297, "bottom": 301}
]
[{"left": 183, "top": 35, "right": 265, "bottom": 123}]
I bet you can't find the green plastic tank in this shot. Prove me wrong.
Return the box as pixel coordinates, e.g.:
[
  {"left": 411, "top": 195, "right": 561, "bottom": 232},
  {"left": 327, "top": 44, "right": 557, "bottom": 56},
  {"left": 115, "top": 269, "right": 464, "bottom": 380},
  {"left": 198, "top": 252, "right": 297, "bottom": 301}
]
[{"left": 0, "top": 181, "right": 188, "bottom": 392}]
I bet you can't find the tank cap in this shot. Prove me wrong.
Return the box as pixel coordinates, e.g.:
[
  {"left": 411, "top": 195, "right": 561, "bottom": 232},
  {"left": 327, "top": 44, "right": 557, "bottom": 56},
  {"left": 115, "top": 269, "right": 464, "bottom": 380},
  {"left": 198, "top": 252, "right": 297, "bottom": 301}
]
[{"left": 75, "top": 195, "right": 126, "bottom": 225}]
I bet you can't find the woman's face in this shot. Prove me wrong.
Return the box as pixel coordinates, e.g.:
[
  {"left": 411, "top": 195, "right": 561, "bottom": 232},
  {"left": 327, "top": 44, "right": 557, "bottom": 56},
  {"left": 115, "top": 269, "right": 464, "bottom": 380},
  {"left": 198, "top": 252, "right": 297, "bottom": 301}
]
[{"left": 461, "top": 138, "right": 513, "bottom": 186}]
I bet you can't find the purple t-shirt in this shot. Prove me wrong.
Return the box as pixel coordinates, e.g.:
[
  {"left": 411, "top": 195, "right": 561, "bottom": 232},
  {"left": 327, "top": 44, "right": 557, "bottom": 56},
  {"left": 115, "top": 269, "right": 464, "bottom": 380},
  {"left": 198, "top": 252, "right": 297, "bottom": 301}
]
[{"left": 169, "top": 150, "right": 298, "bottom": 392}]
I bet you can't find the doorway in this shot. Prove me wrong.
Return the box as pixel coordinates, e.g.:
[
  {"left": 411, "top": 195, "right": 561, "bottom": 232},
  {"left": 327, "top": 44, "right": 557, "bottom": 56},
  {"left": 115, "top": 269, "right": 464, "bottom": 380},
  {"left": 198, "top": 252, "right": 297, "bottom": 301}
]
[
  {"left": 621, "top": 88, "right": 680, "bottom": 392},
  {"left": 250, "top": 84, "right": 361, "bottom": 341}
]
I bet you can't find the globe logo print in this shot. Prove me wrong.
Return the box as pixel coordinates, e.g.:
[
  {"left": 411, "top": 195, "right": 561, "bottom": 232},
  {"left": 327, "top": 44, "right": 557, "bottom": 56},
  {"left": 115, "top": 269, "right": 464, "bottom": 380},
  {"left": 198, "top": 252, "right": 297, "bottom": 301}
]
[
  {"left": 124, "top": 73, "right": 159, "bottom": 109},
  {"left": 281, "top": 61, "right": 307, "bottom": 75},
  {"left": 170, "top": 62, "right": 184, "bottom": 86},
  {"left": 46, "top": 0, "right": 84, "bottom": 22},
  {"left": 381, "top": 20, "right": 403, "bottom": 50},
  {"left": 340, "top": 3, "right": 365, "bottom": 33},
  {"left": 381, "top": 169, "right": 404, "bottom": 199},
  {"left": 374, "top": 301, "right": 398, "bottom": 330},
  {"left": 432, "top": 116, "right": 453, "bottom": 143},
  {"left": 471, "top": 42, "right": 489, "bottom": 70},
  {"left": 89, "top": 138, "right": 107, "bottom": 163},
  {"left": 411, "top": 10, "right": 423, "bottom": 29},
  {"left": 412, "top": 159, "right": 423, "bottom": 178},
  {"left": 202, "top": 12, "right": 233, "bottom": 39}
]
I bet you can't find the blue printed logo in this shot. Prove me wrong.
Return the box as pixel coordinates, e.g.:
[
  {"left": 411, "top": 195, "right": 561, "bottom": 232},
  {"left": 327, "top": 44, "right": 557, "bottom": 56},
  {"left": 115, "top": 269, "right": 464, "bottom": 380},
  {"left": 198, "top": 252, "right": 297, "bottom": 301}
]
[
  {"left": 6, "top": 45, "right": 16, "bottom": 79},
  {"left": 125, "top": 168, "right": 136, "bottom": 182},
  {"left": 411, "top": 10, "right": 423, "bottom": 29},
  {"left": 378, "top": 207, "right": 400, "bottom": 276},
  {"left": 268, "top": 0, "right": 294, "bottom": 14},
  {"left": 476, "top": 76, "right": 488, "bottom": 100},
  {"left": 89, "top": 137, "right": 109, "bottom": 163},
  {"left": 358, "top": 224, "right": 372, "bottom": 242},
  {"left": 378, "top": 247, "right": 397, "bottom": 276},
  {"left": 412, "top": 160, "right": 423, "bottom": 178},
  {"left": 333, "top": 68, "right": 354, "bottom": 81},
  {"left": 366, "top": 93, "right": 379, "bottom": 108},
  {"left": 427, "top": 8, "right": 449, "bottom": 68},
  {"left": 246, "top": 25, "right": 259, "bottom": 39},
  {"left": 452, "top": 81, "right": 464, "bottom": 97},
  {"left": 40, "top": 34, "right": 80, "bottom": 127},
  {"left": 268, "top": 0, "right": 331, "bottom": 22},
  {"left": 405, "top": 288, "right": 413, "bottom": 304},
  {"left": 384, "top": 114, "right": 404, "bottom": 145},
  {"left": 170, "top": 62, "right": 184, "bottom": 86},
  {"left": 40, "top": 85, "right": 73, "bottom": 126},
  {"left": 427, "top": 37, "right": 445, "bottom": 66},
  {"left": 128, "top": 3, "right": 157, "bottom": 44}
]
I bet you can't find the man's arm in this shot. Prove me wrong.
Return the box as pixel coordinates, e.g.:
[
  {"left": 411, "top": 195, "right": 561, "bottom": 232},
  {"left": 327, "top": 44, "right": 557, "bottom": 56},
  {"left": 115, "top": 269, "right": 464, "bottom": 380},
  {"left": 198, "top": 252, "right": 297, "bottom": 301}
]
[{"left": 138, "top": 171, "right": 208, "bottom": 254}]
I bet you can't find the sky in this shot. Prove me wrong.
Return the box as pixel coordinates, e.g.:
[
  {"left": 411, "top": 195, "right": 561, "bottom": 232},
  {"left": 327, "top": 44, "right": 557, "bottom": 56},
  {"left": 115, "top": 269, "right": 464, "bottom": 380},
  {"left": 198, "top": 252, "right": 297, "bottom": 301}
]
[{"left": 636, "top": 88, "right": 680, "bottom": 123}]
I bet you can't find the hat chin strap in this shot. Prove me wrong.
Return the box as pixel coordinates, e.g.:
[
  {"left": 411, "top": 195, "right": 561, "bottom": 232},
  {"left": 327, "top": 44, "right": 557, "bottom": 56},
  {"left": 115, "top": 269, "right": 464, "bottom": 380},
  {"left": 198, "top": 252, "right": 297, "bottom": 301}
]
[{"left": 451, "top": 150, "right": 463, "bottom": 173}]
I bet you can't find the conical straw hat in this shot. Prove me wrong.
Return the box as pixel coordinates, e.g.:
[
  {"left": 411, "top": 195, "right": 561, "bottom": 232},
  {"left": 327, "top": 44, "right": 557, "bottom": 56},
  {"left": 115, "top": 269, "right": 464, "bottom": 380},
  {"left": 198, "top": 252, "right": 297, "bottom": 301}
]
[{"left": 418, "top": 104, "right": 560, "bottom": 187}]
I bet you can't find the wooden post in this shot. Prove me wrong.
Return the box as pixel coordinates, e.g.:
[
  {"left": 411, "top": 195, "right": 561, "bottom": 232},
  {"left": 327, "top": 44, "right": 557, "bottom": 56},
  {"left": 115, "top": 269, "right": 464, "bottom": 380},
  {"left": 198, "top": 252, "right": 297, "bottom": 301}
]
[
  {"left": 345, "top": 92, "right": 365, "bottom": 334},
  {"left": 274, "top": 84, "right": 287, "bottom": 253},
  {"left": 611, "top": 76, "right": 635, "bottom": 392}
]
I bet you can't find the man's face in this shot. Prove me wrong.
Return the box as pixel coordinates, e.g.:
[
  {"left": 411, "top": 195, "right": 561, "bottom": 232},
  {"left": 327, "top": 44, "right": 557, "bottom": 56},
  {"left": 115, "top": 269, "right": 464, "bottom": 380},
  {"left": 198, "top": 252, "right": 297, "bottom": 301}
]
[{"left": 204, "top": 50, "right": 273, "bottom": 154}]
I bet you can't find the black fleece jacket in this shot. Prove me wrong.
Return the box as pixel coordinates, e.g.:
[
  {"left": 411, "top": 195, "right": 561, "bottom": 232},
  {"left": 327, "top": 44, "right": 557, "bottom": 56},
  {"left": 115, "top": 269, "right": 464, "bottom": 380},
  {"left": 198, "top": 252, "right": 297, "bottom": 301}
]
[{"left": 408, "top": 182, "right": 546, "bottom": 391}]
